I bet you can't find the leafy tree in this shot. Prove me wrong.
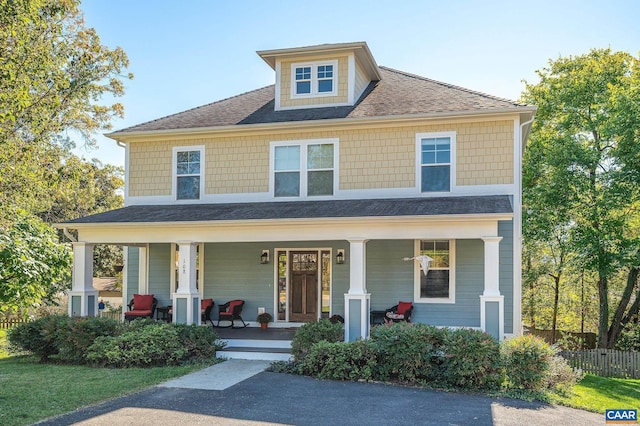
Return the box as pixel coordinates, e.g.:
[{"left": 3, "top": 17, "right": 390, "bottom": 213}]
[
  {"left": 0, "top": 0, "right": 132, "bottom": 148},
  {"left": 522, "top": 49, "right": 640, "bottom": 348},
  {"left": 0, "top": 209, "right": 72, "bottom": 314}
]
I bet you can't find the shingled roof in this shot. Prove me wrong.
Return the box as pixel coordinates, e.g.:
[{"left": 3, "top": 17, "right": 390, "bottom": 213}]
[
  {"left": 111, "top": 67, "right": 530, "bottom": 135},
  {"left": 63, "top": 196, "right": 512, "bottom": 225}
]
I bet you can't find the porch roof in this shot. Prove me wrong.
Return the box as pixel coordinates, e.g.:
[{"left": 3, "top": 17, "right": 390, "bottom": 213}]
[{"left": 61, "top": 195, "right": 512, "bottom": 226}]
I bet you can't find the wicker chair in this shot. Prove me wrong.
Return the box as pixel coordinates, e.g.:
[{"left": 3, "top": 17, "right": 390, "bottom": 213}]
[
  {"left": 201, "top": 298, "right": 215, "bottom": 325},
  {"left": 124, "top": 294, "right": 158, "bottom": 322},
  {"left": 216, "top": 300, "right": 247, "bottom": 328},
  {"left": 384, "top": 301, "right": 413, "bottom": 323}
]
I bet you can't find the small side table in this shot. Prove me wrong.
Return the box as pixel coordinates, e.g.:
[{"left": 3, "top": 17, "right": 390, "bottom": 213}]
[
  {"left": 156, "top": 306, "right": 172, "bottom": 322},
  {"left": 370, "top": 310, "right": 387, "bottom": 326}
]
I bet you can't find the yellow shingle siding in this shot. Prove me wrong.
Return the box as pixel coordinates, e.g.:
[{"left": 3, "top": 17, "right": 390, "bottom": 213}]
[
  {"left": 354, "top": 60, "right": 369, "bottom": 101},
  {"left": 279, "top": 55, "right": 349, "bottom": 108},
  {"left": 127, "top": 119, "right": 515, "bottom": 197}
]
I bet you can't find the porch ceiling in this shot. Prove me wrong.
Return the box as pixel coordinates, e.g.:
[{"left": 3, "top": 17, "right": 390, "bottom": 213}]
[{"left": 60, "top": 195, "right": 512, "bottom": 226}]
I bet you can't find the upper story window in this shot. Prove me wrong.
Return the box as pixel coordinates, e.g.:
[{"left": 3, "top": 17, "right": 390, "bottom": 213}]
[
  {"left": 173, "top": 146, "right": 204, "bottom": 200},
  {"left": 416, "top": 131, "right": 455, "bottom": 192},
  {"left": 414, "top": 240, "right": 455, "bottom": 303},
  {"left": 291, "top": 60, "right": 338, "bottom": 98},
  {"left": 272, "top": 139, "right": 337, "bottom": 198}
]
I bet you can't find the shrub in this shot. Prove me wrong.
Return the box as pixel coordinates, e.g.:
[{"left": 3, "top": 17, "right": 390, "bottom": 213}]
[
  {"left": 298, "top": 340, "right": 377, "bottom": 381},
  {"left": 174, "top": 323, "right": 224, "bottom": 361},
  {"left": 291, "top": 319, "right": 344, "bottom": 361},
  {"left": 501, "top": 335, "right": 555, "bottom": 391},
  {"left": 87, "top": 322, "right": 187, "bottom": 367},
  {"left": 440, "top": 328, "right": 501, "bottom": 389},
  {"left": 7, "top": 315, "right": 69, "bottom": 361},
  {"left": 540, "top": 354, "right": 583, "bottom": 395},
  {"left": 55, "top": 316, "right": 120, "bottom": 364},
  {"left": 616, "top": 321, "right": 640, "bottom": 351},
  {"left": 369, "top": 322, "right": 447, "bottom": 384}
]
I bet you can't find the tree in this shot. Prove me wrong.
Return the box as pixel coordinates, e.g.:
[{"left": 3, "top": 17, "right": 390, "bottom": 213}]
[
  {"left": 0, "top": 0, "right": 132, "bottom": 148},
  {"left": 0, "top": 209, "right": 72, "bottom": 314},
  {"left": 522, "top": 49, "right": 640, "bottom": 348}
]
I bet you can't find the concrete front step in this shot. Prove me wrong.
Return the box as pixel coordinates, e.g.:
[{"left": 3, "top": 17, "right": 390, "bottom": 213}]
[{"left": 217, "top": 338, "right": 293, "bottom": 361}]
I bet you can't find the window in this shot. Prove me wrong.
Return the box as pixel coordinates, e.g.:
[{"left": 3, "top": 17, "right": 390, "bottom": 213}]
[
  {"left": 417, "top": 132, "right": 455, "bottom": 192},
  {"left": 174, "top": 147, "right": 204, "bottom": 200},
  {"left": 291, "top": 61, "right": 337, "bottom": 97},
  {"left": 414, "top": 240, "right": 455, "bottom": 303},
  {"left": 272, "top": 139, "right": 336, "bottom": 198}
]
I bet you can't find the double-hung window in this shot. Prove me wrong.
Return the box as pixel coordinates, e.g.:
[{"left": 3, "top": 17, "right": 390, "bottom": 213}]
[
  {"left": 417, "top": 132, "right": 455, "bottom": 192},
  {"left": 291, "top": 61, "right": 337, "bottom": 97},
  {"left": 173, "top": 146, "right": 204, "bottom": 200},
  {"left": 273, "top": 139, "right": 337, "bottom": 198},
  {"left": 414, "top": 239, "right": 455, "bottom": 303}
]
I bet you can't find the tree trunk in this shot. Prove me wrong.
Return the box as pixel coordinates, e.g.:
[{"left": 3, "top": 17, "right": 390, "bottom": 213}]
[
  {"left": 551, "top": 274, "right": 561, "bottom": 344},
  {"left": 606, "top": 267, "right": 639, "bottom": 348},
  {"left": 597, "top": 271, "right": 609, "bottom": 349}
]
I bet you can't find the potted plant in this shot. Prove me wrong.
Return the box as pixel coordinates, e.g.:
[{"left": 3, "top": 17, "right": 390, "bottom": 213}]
[{"left": 257, "top": 312, "right": 273, "bottom": 329}]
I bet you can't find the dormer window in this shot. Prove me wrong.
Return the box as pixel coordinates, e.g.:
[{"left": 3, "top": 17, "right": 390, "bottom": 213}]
[{"left": 291, "top": 61, "right": 337, "bottom": 98}]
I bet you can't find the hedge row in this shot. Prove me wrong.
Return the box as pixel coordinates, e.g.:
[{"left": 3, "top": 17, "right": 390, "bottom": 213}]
[
  {"left": 288, "top": 320, "right": 581, "bottom": 393},
  {"left": 7, "top": 315, "right": 224, "bottom": 367}
]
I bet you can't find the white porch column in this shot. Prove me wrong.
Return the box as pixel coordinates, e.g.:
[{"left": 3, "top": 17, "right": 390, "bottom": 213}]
[
  {"left": 68, "top": 242, "right": 98, "bottom": 317},
  {"left": 171, "top": 241, "right": 200, "bottom": 325},
  {"left": 480, "top": 236, "right": 504, "bottom": 340},
  {"left": 344, "top": 239, "right": 370, "bottom": 342}
]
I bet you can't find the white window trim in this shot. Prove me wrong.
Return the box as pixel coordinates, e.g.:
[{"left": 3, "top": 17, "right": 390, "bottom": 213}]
[
  {"left": 270, "top": 138, "right": 339, "bottom": 199},
  {"left": 413, "top": 239, "right": 456, "bottom": 304},
  {"left": 291, "top": 60, "right": 338, "bottom": 99},
  {"left": 415, "top": 131, "right": 456, "bottom": 193},
  {"left": 172, "top": 146, "right": 205, "bottom": 202}
]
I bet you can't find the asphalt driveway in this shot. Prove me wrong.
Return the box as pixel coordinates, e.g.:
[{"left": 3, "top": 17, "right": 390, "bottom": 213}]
[{"left": 36, "top": 369, "right": 603, "bottom": 426}]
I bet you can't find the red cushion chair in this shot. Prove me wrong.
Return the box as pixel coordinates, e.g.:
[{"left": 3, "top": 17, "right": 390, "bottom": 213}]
[
  {"left": 201, "top": 298, "right": 215, "bottom": 325},
  {"left": 124, "top": 294, "right": 158, "bottom": 321},
  {"left": 216, "top": 300, "right": 247, "bottom": 328},
  {"left": 385, "top": 301, "right": 413, "bottom": 323}
]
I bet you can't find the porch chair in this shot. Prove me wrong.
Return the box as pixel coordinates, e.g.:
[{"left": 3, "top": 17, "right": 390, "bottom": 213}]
[
  {"left": 384, "top": 301, "right": 413, "bottom": 323},
  {"left": 125, "top": 294, "right": 158, "bottom": 322},
  {"left": 201, "top": 298, "right": 215, "bottom": 325},
  {"left": 216, "top": 300, "right": 247, "bottom": 328}
]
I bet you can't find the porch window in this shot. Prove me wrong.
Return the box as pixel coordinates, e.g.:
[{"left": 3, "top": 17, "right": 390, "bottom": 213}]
[
  {"left": 291, "top": 61, "right": 338, "bottom": 97},
  {"left": 272, "top": 139, "right": 337, "bottom": 198},
  {"left": 173, "top": 146, "right": 204, "bottom": 200},
  {"left": 417, "top": 132, "right": 455, "bottom": 192},
  {"left": 414, "top": 239, "right": 455, "bottom": 303}
]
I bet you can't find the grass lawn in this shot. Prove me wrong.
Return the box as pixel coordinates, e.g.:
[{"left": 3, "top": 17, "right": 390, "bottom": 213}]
[
  {"left": 0, "top": 353, "right": 211, "bottom": 426},
  {"left": 553, "top": 374, "right": 640, "bottom": 413}
]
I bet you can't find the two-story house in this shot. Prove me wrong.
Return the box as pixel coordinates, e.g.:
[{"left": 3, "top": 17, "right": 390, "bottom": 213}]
[{"left": 59, "top": 42, "right": 535, "bottom": 341}]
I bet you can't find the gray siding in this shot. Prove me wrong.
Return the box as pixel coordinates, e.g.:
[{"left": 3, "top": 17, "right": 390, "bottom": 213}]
[
  {"left": 367, "top": 240, "right": 414, "bottom": 310},
  {"left": 148, "top": 244, "right": 171, "bottom": 306},
  {"left": 126, "top": 246, "right": 139, "bottom": 302},
  {"left": 498, "top": 220, "right": 514, "bottom": 334},
  {"left": 204, "top": 241, "right": 348, "bottom": 321}
]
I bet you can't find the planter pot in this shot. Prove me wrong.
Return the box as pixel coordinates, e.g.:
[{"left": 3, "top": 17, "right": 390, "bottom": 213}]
[{"left": 260, "top": 322, "right": 268, "bottom": 329}]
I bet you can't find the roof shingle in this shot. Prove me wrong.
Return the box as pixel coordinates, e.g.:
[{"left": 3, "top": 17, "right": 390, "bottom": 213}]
[{"left": 112, "top": 67, "right": 530, "bottom": 134}]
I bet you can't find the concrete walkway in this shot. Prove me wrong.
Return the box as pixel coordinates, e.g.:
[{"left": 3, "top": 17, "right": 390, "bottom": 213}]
[{"left": 37, "top": 360, "right": 604, "bottom": 426}]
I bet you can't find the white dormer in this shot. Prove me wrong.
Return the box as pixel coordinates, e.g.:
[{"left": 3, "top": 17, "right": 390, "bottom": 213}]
[{"left": 257, "top": 42, "right": 381, "bottom": 111}]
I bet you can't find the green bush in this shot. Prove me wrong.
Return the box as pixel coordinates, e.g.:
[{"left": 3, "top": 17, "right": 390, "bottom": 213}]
[
  {"left": 174, "top": 323, "right": 224, "bottom": 361},
  {"left": 501, "top": 335, "right": 555, "bottom": 391},
  {"left": 369, "top": 322, "right": 447, "bottom": 384},
  {"left": 298, "top": 339, "right": 377, "bottom": 381},
  {"left": 7, "top": 315, "right": 69, "bottom": 361},
  {"left": 291, "top": 319, "right": 344, "bottom": 361},
  {"left": 440, "top": 328, "right": 501, "bottom": 389},
  {"left": 540, "top": 354, "right": 583, "bottom": 395},
  {"left": 616, "top": 322, "right": 640, "bottom": 352},
  {"left": 87, "top": 322, "right": 187, "bottom": 367},
  {"left": 55, "top": 316, "right": 120, "bottom": 364}
]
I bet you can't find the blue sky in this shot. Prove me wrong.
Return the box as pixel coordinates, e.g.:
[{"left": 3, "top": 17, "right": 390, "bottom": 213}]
[{"left": 78, "top": 0, "right": 640, "bottom": 167}]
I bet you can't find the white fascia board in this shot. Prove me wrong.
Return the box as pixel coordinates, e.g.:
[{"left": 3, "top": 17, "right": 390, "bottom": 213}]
[{"left": 70, "top": 214, "right": 510, "bottom": 245}]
